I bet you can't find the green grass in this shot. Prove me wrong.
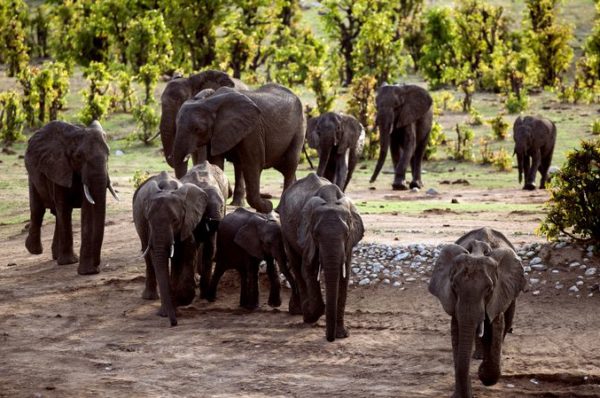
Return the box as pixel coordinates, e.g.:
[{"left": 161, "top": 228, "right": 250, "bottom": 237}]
[{"left": 354, "top": 200, "right": 543, "bottom": 215}]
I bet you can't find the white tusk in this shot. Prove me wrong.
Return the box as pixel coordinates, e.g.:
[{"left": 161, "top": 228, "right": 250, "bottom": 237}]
[
  {"left": 140, "top": 245, "right": 150, "bottom": 259},
  {"left": 183, "top": 154, "right": 191, "bottom": 163},
  {"left": 317, "top": 263, "right": 321, "bottom": 282},
  {"left": 478, "top": 320, "right": 485, "bottom": 338},
  {"left": 342, "top": 263, "right": 346, "bottom": 279},
  {"left": 83, "top": 184, "right": 96, "bottom": 205},
  {"left": 108, "top": 183, "right": 120, "bottom": 201},
  {"left": 170, "top": 244, "right": 175, "bottom": 258}
]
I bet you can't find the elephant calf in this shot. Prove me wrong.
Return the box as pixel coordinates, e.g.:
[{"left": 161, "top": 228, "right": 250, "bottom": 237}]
[
  {"left": 429, "top": 227, "right": 526, "bottom": 398},
  {"left": 206, "top": 208, "right": 295, "bottom": 310},
  {"left": 513, "top": 115, "right": 557, "bottom": 190}
]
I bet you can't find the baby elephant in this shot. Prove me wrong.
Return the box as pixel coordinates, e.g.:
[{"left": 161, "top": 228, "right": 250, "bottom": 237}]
[
  {"left": 429, "top": 227, "right": 526, "bottom": 398},
  {"left": 206, "top": 208, "right": 293, "bottom": 309}
]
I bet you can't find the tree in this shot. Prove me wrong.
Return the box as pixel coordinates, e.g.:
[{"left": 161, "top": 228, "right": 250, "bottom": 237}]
[
  {"left": 0, "top": 91, "right": 26, "bottom": 148},
  {"left": 0, "top": 0, "right": 30, "bottom": 77},
  {"left": 30, "top": 5, "right": 50, "bottom": 58},
  {"left": 308, "top": 67, "right": 337, "bottom": 114},
  {"left": 392, "top": 0, "right": 425, "bottom": 71},
  {"left": 90, "top": 0, "right": 138, "bottom": 64},
  {"left": 80, "top": 61, "right": 111, "bottom": 124},
  {"left": 132, "top": 64, "right": 160, "bottom": 145},
  {"left": 125, "top": 10, "right": 173, "bottom": 73},
  {"left": 419, "top": 7, "right": 457, "bottom": 88},
  {"left": 346, "top": 74, "right": 377, "bottom": 159},
  {"left": 17, "top": 66, "right": 38, "bottom": 128},
  {"left": 47, "top": 0, "right": 86, "bottom": 69}
]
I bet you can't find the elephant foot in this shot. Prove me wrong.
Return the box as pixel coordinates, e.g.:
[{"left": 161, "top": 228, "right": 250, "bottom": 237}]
[
  {"left": 156, "top": 307, "right": 179, "bottom": 326},
  {"left": 302, "top": 301, "right": 325, "bottom": 323},
  {"left": 523, "top": 183, "right": 536, "bottom": 191},
  {"left": 77, "top": 261, "right": 99, "bottom": 275},
  {"left": 409, "top": 180, "right": 423, "bottom": 189},
  {"left": 478, "top": 362, "right": 500, "bottom": 386},
  {"left": 268, "top": 294, "right": 282, "bottom": 308},
  {"left": 230, "top": 197, "right": 245, "bottom": 207},
  {"left": 336, "top": 325, "right": 350, "bottom": 339},
  {"left": 539, "top": 183, "right": 547, "bottom": 189},
  {"left": 25, "top": 236, "right": 43, "bottom": 255},
  {"left": 392, "top": 181, "right": 409, "bottom": 191},
  {"left": 142, "top": 289, "right": 159, "bottom": 300},
  {"left": 250, "top": 199, "right": 273, "bottom": 214},
  {"left": 472, "top": 348, "right": 484, "bottom": 360},
  {"left": 57, "top": 254, "right": 79, "bottom": 266},
  {"left": 288, "top": 295, "right": 302, "bottom": 315},
  {"left": 241, "top": 302, "right": 259, "bottom": 310}
]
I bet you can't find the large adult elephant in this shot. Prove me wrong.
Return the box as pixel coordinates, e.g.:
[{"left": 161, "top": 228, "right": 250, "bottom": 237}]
[
  {"left": 172, "top": 83, "right": 305, "bottom": 213},
  {"left": 25, "top": 120, "right": 119, "bottom": 275},
  {"left": 306, "top": 112, "right": 365, "bottom": 191},
  {"left": 370, "top": 84, "right": 433, "bottom": 190},
  {"left": 278, "top": 173, "right": 364, "bottom": 342},
  {"left": 180, "top": 161, "right": 229, "bottom": 299},
  {"left": 429, "top": 227, "right": 526, "bottom": 398},
  {"left": 133, "top": 171, "right": 209, "bottom": 326},
  {"left": 160, "top": 70, "right": 248, "bottom": 205},
  {"left": 513, "top": 115, "right": 556, "bottom": 190}
]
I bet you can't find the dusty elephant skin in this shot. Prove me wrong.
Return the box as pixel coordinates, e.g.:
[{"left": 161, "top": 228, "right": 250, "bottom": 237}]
[
  {"left": 278, "top": 173, "right": 365, "bottom": 342},
  {"left": 24, "top": 120, "right": 119, "bottom": 275},
  {"left": 370, "top": 84, "right": 433, "bottom": 191},
  {"left": 172, "top": 83, "right": 305, "bottom": 214},
  {"left": 132, "top": 172, "right": 209, "bottom": 326},
  {"left": 159, "top": 70, "right": 248, "bottom": 205},
  {"left": 513, "top": 115, "right": 557, "bottom": 190},
  {"left": 429, "top": 227, "right": 526, "bottom": 398},
  {"left": 207, "top": 207, "right": 296, "bottom": 309},
  {"left": 306, "top": 112, "right": 365, "bottom": 192}
]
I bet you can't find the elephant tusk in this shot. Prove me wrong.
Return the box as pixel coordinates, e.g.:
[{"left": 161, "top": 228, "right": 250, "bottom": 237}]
[
  {"left": 170, "top": 243, "right": 175, "bottom": 258},
  {"left": 140, "top": 245, "right": 150, "bottom": 259},
  {"left": 183, "top": 154, "right": 191, "bottom": 163},
  {"left": 317, "top": 263, "right": 321, "bottom": 282},
  {"left": 342, "top": 263, "right": 346, "bottom": 279},
  {"left": 477, "top": 320, "right": 485, "bottom": 338},
  {"left": 83, "top": 184, "right": 96, "bottom": 205},
  {"left": 108, "top": 183, "right": 120, "bottom": 201}
]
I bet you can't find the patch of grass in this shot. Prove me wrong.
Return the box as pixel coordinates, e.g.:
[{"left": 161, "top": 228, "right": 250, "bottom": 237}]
[{"left": 354, "top": 199, "right": 544, "bottom": 215}]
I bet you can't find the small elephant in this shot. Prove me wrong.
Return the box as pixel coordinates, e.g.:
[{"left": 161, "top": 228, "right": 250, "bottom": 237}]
[
  {"left": 370, "top": 84, "right": 433, "bottom": 190},
  {"left": 24, "top": 120, "right": 119, "bottom": 275},
  {"left": 306, "top": 112, "right": 365, "bottom": 191},
  {"left": 207, "top": 208, "right": 295, "bottom": 310},
  {"left": 160, "top": 70, "right": 248, "bottom": 205},
  {"left": 133, "top": 171, "right": 209, "bottom": 326},
  {"left": 513, "top": 115, "right": 557, "bottom": 190},
  {"left": 429, "top": 227, "right": 526, "bottom": 398},
  {"left": 172, "top": 83, "right": 305, "bottom": 213},
  {"left": 278, "top": 173, "right": 364, "bottom": 342},
  {"left": 180, "top": 161, "right": 229, "bottom": 298}
]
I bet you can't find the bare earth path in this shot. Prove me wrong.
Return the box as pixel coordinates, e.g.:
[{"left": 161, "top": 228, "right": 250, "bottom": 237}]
[{"left": 1, "top": 182, "right": 599, "bottom": 397}]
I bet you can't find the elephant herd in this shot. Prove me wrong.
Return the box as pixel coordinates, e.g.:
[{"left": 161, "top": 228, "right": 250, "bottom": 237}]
[{"left": 22, "top": 70, "right": 557, "bottom": 397}]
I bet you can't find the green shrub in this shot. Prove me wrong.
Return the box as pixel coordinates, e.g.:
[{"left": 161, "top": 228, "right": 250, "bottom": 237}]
[
  {"left": 80, "top": 61, "right": 111, "bottom": 124},
  {"left": 308, "top": 66, "right": 336, "bottom": 114},
  {"left": 424, "top": 121, "right": 446, "bottom": 160},
  {"left": 488, "top": 114, "right": 509, "bottom": 140},
  {"left": 592, "top": 119, "right": 600, "bottom": 135},
  {"left": 346, "top": 74, "right": 377, "bottom": 159},
  {"left": 539, "top": 139, "right": 600, "bottom": 244},
  {"left": 449, "top": 123, "right": 474, "bottom": 161},
  {"left": 131, "top": 169, "right": 151, "bottom": 189},
  {"left": 492, "top": 147, "right": 512, "bottom": 171},
  {"left": 479, "top": 136, "right": 494, "bottom": 164},
  {"left": 0, "top": 91, "right": 26, "bottom": 147},
  {"left": 468, "top": 108, "right": 483, "bottom": 126},
  {"left": 505, "top": 92, "right": 529, "bottom": 113},
  {"left": 132, "top": 103, "right": 159, "bottom": 146}
]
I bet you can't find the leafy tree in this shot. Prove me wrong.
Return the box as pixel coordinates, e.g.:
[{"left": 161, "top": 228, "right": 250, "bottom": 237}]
[
  {"left": 90, "top": 0, "right": 137, "bottom": 64},
  {"left": 308, "top": 67, "right": 337, "bottom": 114},
  {"left": 17, "top": 66, "right": 38, "bottom": 127},
  {"left": 80, "top": 61, "right": 111, "bottom": 124},
  {"left": 539, "top": 139, "right": 600, "bottom": 244},
  {"left": 488, "top": 114, "right": 509, "bottom": 140},
  {"left": 136, "top": 64, "right": 160, "bottom": 105},
  {"left": 132, "top": 64, "right": 160, "bottom": 145},
  {"left": 576, "top": 3, "right": 600, "bottom": 93},
  {"left": 0, "top": 0, "right": 30, "bottom": 77},
  {"left": 30, "top": 5, "right": 50, "bottom": 58},
  {"left": 33, "top": 66, "right": 53, "bottom": 124},
  {"left": 0, "top": 91, "right": 26, "bottom": 148},
  {"left": 525, "top": 0, "right": 574, "bottom": 86},
  {"left": 346, "top": 74, "right": 377, "bottom": 159},
  {"left": 419, "top": 7, "right": 457, "bottom": 88},
  {"left": 392, "top": 0, "right": 425, "bottom": 71},
  {"left": 449, "top": 123, "right": 475, "bottom": 161},
  {"left": 125, "top": 10, "right": 173, "bottom": 73},
  {"left": 47, "top": 0, "right": 86, "bottom": 69},
  {"left": 424, "top": 121, "right": 446, "bottom": 160},
  {"left": 47, "top": 62, "right": 70, "bottom": 121},
  {"left": 113, "top": 70, "right": 136, "bottom": 113}
]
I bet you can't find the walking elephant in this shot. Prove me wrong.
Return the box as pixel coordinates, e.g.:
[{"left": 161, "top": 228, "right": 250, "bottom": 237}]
[
  {"left": 370, "top": 84, "right": 433, "bottom": 190},
  {"left": 306, "top": 112, "right": 365, "bottom": 191},
  {"left": 429, "top": 227, "right": 526, "bottom": 398},
  {"left": 133, "top": 171, "right": 209, "bottom": 326},
  {"left": 160, "top": 70, "right": 247, "bottom": 205},
  {"left": 206, "top": 208, "right": 295, "bottom": 310},
  {"left": 513, "top": 115, "right": 556, "bottom": 190},
  {"left": 278, "top": 173, "right": 364, "bottom": 342},
  {"left": 172, "top": 83, "right": 305, "bottom": 213},
  {"left": 180, "top": 161, "right": 229, "bottom": 298},
  {"left": 24, "top": 120, "right": 119, "bottom": 275}
]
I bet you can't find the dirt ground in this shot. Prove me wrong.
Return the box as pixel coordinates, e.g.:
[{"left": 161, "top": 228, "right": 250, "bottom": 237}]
[{"left": 1, "top": 182, "right": 599, "bottom": 397}]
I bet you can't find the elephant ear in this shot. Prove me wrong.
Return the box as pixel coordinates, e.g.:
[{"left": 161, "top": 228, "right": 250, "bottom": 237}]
[
  {"left": 234, "top": 218, "right": 264, "bottom": 259},
  {"left": 298, "top": 196, "right": 327, "bottom": 263},
  {"left": 208, "top": 91, "right": 261, "bottom": 156},
  {"left": 338, "top": 197, "right": 364, "bottom": 247},
  {"left": 339, "top": 115, "right": 363, "bottom": 155},
  {"left": 306, "top": 116, "right": 320, "bottom": 149},
  {"left": 429, "top": 244, "right": 469, "bottom": 316},
  {"left": 175, "top": 183, "right": 208, "bottom": 241},
  {"left": 396, "top": 86, "right": 433, "bottom": 127},
  {"left": 26, "top": 123, "right": 75, "bottom": 188},
  {"left": 486, "top": 247, "right": 526, "bottom": 321}
]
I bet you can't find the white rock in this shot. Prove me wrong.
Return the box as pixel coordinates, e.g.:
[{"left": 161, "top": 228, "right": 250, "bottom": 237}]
[
  {"left": 523, "top": 266, "right": 532, "bottom": 272},
  {"left": 532, "top": 290, "right": 540, "bottom": 296},
  {"left": 426, "top": 188, "right": 439, "bottom": 196},
  {"left": 526, "top": 251, "right": 536, "bottom": 258},
  {"left": 530, "top": 257, "right": 542, "bottom": 265},
  {"left": 115, "top": 149, "right": 124, "bottom": 156},
  {"left": 569, "top": 262, "right": 580, "bottom": 268},
  {"left": 383, "top": 278, "right": 390, "bottom": 284},
  {"left": 393, "top": 281, "right": 402, "bottom": 287},
  {"left": 555, "top": 283, "right": 564, "bottom": 289},
  {"left": 531, "top": 263, "right": 547, "bottom": 271},
  {"left": 551, "top": 269, "right": 560, "bottom": 274},
  {"left": 359, "top": 278, "right": 370, "bottom": 286},
  {"left": 410, "top": 187, "right": 419, "bottom": 192},
  {"left": 529, "top": 278, "right": 540, "bottom": 284},
  {"left": 395, "top": 252, "right": 411, "bottom": 261},
  {"left": 585, "top": 268, "right": 597, "bottom": 276},
  {"left": 405, "top": 277, "right": 416, "bottom": 282},
  {"left": 569, "top": 286, "right": 579, "bottom": 293},
  {"left": 352, "top": 267, "right": 360, "bottom": 274},
  {"left": 555, "top": 242, "right": 567, "bottom": 249},
  {"left": 576, "top": 280, "right": 584, "bottom": 286}
]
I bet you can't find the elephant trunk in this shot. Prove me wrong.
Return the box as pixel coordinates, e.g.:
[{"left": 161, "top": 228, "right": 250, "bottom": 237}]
[
  {"left": 316, "top": 147, "right": 331, "bottom": 178},
  {"left": 455, "top": 312, "right": 478, "bottom": 398},
  {"left": 516, "top": 151, "right": 523, "bottom": 184},
  {"left": 478, "top": 315, "right": 504, "bottom": 386},
  {"left": 370, "top": 119, "right": 392, "bottom": 183},
  {"left": 172, "top": 137, "right": 193, "bottom": 178},
  {"left": 160, "top": 100, "right": 180, "bottom": 168},
  {"left": 79, "top": 173, "right": 107, "bottom": 274},
  {"left": 322, "top": 246, "right": 343, "bottom": 342},
  {"left": 152, "top": 247, "right": 178, "bottom": 326}
]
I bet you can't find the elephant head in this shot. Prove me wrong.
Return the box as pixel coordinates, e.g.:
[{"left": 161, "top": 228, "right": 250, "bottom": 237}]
[
  {"left": 429, "top": 238, "right": 526, "bottom": 397},
  {"left": 299, "top": 184, "right": 364, "bottom": 341},
  {"left": 172, "top": 88, "right": 261, "bottom": 178},
  {"left": 234, "top": 211, "right": 287, "bottom": 269},
  {"left": 137, "top": 177, "right": 208, "bottom": 326},
  {"left": 159, "top": 70, "right": 240, "bottom": 167},
  {"left": 370, "top": 84, "right": 433, "bottom": 183}
]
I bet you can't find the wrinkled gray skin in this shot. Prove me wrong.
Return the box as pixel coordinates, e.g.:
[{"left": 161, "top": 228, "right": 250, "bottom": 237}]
[
  {"left": 173, "top": 83, "right": 305, "bottom": 213},
  {"left": 429, "top": 227, "right": 526, "bottom": 398},
  {"left": 370, "top": 84, "right": 433, "bottom": 190},
  {"left": 513, "top": 116, "right": 556, "bottom": 190},
  {"left": 133, "top": 172, "right": 208, "bottom": 326},
  {"left": 278, "top": 173, "right": 364, "bottom": 342},
  {"left": 25, "top": 120, "right": 119, "bottom": 275},
  {"left": 180, "top": 161, "right": 230, "bottom": 299},
  {"left": 159, "top": 70, "right": 248, "bottom": 205},
  {"left": 207, "top": 208, "right": 296, "bottom": 310},
  {"left": 307, "top": 112, "right": 365, "bottom": 191}
]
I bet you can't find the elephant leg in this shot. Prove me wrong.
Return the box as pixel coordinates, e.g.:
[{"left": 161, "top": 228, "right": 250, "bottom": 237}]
[
  {"left": 244, "top": 260, "right": 260, "bottom": 310},
  {"left": 343, "top": 148, "right": 358, "bottom": 192},
  {"left": 409, "top": 135, "right": 428, "bottom": 189},
  {"left": 51, "top": 226, "right": 59, "bottom": 260},
  {"left": 26, "top": 182, "right": 45, "bottom": 255},
  {"left": 242, "top": 162, "right": 272, "bottom": 213},
  {"left": 239, "top": 266, "right": 249, "bottom": 308},
  {"left": 473, "top": 337, "right": 484, "bottom": 360},
  {"left": 451, "top": 316, "right": 459, "bottom": 366},
  {"left": 142, "top": 254, "right": 159, "bottom": 300},
  {"left": 266, "top": 257, "right": 282, "bottom": 307},
  {"left": 478, "top": 314, "right": 504, "bottom": 386},
  {"left": 503, "top": 301, "right": 516, "bottom": 338},
  {"left": 199, "top": 235, "right": 216, "bottom": 299},
  {"left": 538, "top": 152, "right": 552, "bottom": 189},
  {"left": 527, "top": 150, "right": 541, "bottom": 190},
  {"left": 54, "top": 186, "right": 77, "bottom": 265},
  {"left": 231, "top": 163, "right": 246, "bottom": 207},
  {"left": 206, "top": 257, "right": 227, "bottom": 302},
  {"left": 333, "top": 150, "right": 349, "bottom": 191},
  {"left": 393, "top": 127, "right": 414, "bottom": 191},
  {"left": 335, "top": 261, "right": 350, "bottom": 339},
  {"left": 390, "top": 131, "right": 401, "bottom": 170},
  {"left": 301, "top": 256, "right": 324, "bottom": 323},
  {"left": 523, "top": 155, "right": 535, "bottom": 190},
  {"left": 285, "top": 245, "right": 304, "bottom": 315}
]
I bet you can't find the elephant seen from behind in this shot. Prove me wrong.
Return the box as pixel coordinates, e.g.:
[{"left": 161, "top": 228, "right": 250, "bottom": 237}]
[
  {"left": 370, "top": 84, "right": 433, "bottom": 190},
  {"left": 278, "top": 173, "right": 364, "bottom": 342},
  {"left": 172, "top": 83, "right": 305, "bottom": 213},
  {"left": 207, "top": 208, "right": 295, "bottom": 310},
  {"left": 25, "top": 120, "right": 119, "bottom": 275},
  {"left": 429, "top": 227, "right": 526, "bottom": 398},
  {"left": 133, "top": 171, "right": 209, "bottom": 326},
  {"left": 307, "top": 112, "right": 365, "bottom": 191},
  {"left": 513, "top": 115, "right": 556, "bottom": 190}
]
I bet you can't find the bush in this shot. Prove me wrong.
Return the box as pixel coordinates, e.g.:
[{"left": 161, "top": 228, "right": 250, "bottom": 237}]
[
  {"left": 592, "top": 119, "right": 600, "bottom": 135},
  {"left": 0, "top": 91, "right": 26, "bottom": 147},
  {"left": 468, "top": 108, "right": 483, "bottom": 126},
  {"left": 346, "top": 74, "right": 377, "bottom": 159},
  {"left": 131, "top": 169, "right": 151, "bottom": 189},
  {"left": 424, "top": 121, "right": 446, "bottom": 160},
  {"left": 449, "top": 123, "right": 474, "bottom": 161},
  {"left": 132, "top": 104, "right": 159, "bottom": 146},
  {"left": 492, "top": 147, "right": 512, "bottom": 171},
  {"left": 488, "top": 114, "right": 509, "bottom": 140},
  {"left": 308, "top": 66, "right": 336, "bottom": 114},
  {"left": 505, "top": 92, "right": 529, "bottom": 113},
  {"left": 539, "top": 139, "right": 600, "bottom": 244},
  {"left": 479, "top": 136, "right": 494, "bottom": 164},
  {"left": 80, "top": 61, "right": 111, "bottom": 124}
]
